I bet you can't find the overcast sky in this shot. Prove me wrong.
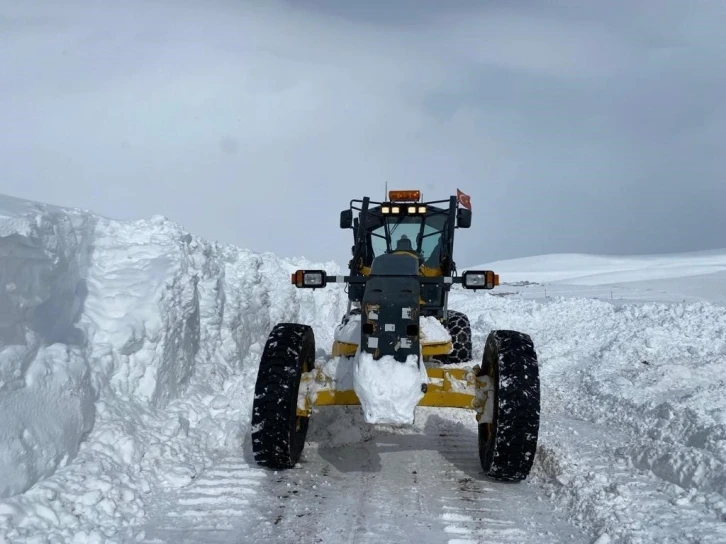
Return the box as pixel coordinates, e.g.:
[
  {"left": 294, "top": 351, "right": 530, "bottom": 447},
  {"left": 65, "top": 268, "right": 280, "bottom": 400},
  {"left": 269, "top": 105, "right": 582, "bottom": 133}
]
[{"left": 1, "top": 0, "right": 725, "bottom": 266}]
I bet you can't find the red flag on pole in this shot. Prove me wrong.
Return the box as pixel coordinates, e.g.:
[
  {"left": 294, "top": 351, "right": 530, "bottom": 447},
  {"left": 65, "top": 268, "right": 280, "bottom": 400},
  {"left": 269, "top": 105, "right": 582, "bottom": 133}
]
[{"left": 457, "top": 188, "right": 472, "bottom": 210}]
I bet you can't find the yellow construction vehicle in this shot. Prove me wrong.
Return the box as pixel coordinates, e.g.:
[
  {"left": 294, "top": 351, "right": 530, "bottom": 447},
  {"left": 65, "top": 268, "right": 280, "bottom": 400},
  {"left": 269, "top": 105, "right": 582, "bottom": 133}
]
[{"left": 251, "top": 190, "right": 540, "bottom": 482}]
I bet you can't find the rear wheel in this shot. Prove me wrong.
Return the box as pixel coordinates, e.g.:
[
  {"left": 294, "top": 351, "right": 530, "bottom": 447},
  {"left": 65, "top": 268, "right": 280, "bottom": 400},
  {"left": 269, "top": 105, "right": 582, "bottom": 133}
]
[
  {"left": 251, "top": 323, "right": 314, "bottom": 469},
  {"left": 478, "top": 330, "right": 540, "bottom": 482},
  {"left": 435, "top": 310, "right": 473, "bottom": 364}
]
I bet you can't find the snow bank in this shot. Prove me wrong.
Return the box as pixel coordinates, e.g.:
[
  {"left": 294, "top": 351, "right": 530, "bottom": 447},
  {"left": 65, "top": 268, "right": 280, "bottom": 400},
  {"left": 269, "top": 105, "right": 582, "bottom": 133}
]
[
  {"left": 0, "top": 196, "right": 96, "bottom": 498},
  {"left": 0, "top": 194, "right": 348, "bottom": 542},
  {"left": 446, "top": 289, "right": 726, "bottom": 541}
]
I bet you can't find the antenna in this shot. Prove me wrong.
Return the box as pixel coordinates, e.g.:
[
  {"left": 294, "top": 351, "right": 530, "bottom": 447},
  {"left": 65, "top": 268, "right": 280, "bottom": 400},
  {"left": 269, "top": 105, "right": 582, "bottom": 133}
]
[{"left": 384, "top": 180, "right": 388, "bottom": 201}]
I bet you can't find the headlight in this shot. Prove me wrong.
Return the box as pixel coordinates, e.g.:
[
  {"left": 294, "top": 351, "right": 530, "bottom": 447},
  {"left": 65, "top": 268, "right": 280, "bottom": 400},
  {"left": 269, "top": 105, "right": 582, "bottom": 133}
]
[
  {"left": 464, "top": 273, "right": 486, "bottom": 287},
  {"left": 304, "top": 272, "right": 324, "bottom": 286},
  {"left": 461, "top": 270, "right": 499, "bottom": 290},
  {"left": 291, "top": 270, "right": 327, "bottom": 288}
]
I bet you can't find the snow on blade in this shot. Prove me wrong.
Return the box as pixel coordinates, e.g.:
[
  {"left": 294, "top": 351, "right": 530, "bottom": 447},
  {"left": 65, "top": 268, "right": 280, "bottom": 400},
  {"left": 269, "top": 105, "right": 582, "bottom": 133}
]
[
  {"left": 420, "top": 315, "right": 451, "bottom": 344},
  {"left": 353, "top": 350, "right": 427, "bottom": 425},
  {"left": 333, "top": 311, "right": 360, "bottom": 344}
]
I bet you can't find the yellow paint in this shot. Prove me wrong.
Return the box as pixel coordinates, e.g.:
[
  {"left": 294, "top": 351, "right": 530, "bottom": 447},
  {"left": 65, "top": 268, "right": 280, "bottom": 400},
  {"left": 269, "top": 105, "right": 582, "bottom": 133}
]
[
  {"left": 417, "top": 391, "right": 475, "bottom": 407},
  {"left": 332, "top": 341, "right": 358, "bottom": 357},
  {"left": 426, "top": 367, "right": 470, "bottom": 381},
  {"left": 310, "top": 389, "right": 361, "bottom": 407},
  {"left": 296, "top": 366, "right": 477, "bottom": 416},
  {"left": 359, "top": 260, "right": 443, "bottom": 280},
  {"left": 419, "top": 265, "right": 443, "bottom": 277},
  {"left": 296, "top": 389, "right": 475, "bottom": 416},
  {"left": 422, "top": 341, "right": 451, "bottom": 356}
]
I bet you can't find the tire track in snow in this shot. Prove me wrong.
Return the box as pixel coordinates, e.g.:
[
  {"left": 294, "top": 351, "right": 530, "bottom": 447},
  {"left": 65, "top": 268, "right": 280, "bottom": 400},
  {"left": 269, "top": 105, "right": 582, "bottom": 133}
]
[
  {"left": 132, "top": 459, "right": 267, "bottom": 543},
  {"left": 131, "top": 414, "right": 587, "bottom": 543},
  {"left": 429, "top": 421, "right": 583, "bottom": 544}
]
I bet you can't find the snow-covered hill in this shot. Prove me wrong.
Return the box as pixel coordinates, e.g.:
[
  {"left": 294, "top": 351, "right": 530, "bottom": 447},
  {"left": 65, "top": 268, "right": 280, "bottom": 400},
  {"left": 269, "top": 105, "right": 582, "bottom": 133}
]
[
  {"left": 472, "top": 251, "right": 726, "bottom": 305},
  {"left": 475, "top": 250, "right": 726, "bottom": 285},
  {"left": 1, "top": 193, "right": 725, "bottom": 543}
]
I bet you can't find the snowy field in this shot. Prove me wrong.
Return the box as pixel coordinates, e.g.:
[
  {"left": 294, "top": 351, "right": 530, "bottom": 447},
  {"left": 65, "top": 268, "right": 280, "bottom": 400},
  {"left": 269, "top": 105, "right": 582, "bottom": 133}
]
[
  {"left": 470, "top": 252, "right": 726, "bottom": 306},
  {"left": 1, "top": 193, "right": 725, "bottom": 543}
]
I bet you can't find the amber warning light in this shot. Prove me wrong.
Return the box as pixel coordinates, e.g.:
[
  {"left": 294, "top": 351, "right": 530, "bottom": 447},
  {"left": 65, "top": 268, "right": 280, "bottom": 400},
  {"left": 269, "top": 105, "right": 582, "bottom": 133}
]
[{"left": 388, "top": 190, "right": 421, "bottom": 202}]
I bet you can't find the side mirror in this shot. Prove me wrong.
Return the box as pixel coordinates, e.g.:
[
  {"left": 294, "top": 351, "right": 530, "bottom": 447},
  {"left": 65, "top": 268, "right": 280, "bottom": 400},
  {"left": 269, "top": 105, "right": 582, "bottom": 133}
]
[
  {"left": 457, "top": 208, "right": 472, "bottom": 229},
  {"left": 340, "top": 209, "right": 353, "bottom": 229}
]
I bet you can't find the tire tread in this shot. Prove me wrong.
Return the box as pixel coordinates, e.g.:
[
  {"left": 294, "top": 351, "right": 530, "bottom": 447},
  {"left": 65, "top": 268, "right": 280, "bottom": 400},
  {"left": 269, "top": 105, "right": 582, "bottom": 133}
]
[
  {"left": 251, "top": 323, "right": 313, "bottom": 468},
  {"left": 478, "top": 330, "right": 540, "bottom": 482}
]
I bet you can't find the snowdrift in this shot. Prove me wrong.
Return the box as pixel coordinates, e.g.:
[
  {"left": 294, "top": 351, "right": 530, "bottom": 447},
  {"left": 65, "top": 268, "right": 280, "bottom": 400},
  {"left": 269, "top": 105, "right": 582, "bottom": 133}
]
[
  {"left": 446, "top": 291, "right": 726, "bottom": 541},
  {"left": 0, "top": 194, "right": 347, "bottom": 541}
]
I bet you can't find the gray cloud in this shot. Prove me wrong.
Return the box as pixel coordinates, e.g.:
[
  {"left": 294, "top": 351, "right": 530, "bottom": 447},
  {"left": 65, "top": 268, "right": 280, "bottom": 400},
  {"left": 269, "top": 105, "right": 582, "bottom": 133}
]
[{"left": 1, "top": 0, "right": 724, "bottom": 267}]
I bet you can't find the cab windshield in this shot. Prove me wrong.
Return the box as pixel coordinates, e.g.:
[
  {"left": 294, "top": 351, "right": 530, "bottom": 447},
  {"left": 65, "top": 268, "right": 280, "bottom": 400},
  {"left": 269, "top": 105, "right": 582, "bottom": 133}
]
[{"left": 370, "top": 213, "right": 447, "bottom": 264}]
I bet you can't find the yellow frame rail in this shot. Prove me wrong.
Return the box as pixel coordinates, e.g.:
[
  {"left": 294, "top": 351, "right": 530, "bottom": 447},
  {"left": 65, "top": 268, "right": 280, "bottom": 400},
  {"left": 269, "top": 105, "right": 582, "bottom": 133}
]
[{"left": 297, "top": 366, "right": 493, "bottom": 423}]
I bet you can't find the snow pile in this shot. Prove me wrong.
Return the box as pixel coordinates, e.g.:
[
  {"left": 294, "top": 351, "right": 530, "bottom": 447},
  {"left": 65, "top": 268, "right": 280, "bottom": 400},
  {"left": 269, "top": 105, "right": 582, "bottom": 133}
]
[
  {"left": 329, "top": 310, "right": 437, "bottom": 426},
  {"left": 303, "top": 348, "right": 429, "bottom": 429},
  {"left": 445, "top": 288, "right": 726, "bottom": 542},
  {"left": 0, "top": 194, "right": 348, "bottom": 542},
  {"left": 419, "top": 316, "right": 450, "bottom": 344},
  {"left": 353, "top": 350, "right": 427, "bottom": 425}
]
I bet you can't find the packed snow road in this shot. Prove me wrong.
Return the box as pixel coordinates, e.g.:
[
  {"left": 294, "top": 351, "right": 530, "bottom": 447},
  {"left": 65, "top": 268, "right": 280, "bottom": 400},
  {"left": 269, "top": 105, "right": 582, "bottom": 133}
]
[
  {"left": 131, "top": 405, "right": 726, "bottom": 544},
  {"left": 131, "top": 411, "right": 587, "bottom": 544}
]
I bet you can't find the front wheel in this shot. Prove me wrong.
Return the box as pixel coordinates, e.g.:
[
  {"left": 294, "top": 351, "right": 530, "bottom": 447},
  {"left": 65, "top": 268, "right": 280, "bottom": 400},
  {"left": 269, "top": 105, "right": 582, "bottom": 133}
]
[
  {"left": 251, "top": 323, "right": 315, "bottom": 469},
  {"left": 478, "top": 330, "right": 540, "bottom": 482}
]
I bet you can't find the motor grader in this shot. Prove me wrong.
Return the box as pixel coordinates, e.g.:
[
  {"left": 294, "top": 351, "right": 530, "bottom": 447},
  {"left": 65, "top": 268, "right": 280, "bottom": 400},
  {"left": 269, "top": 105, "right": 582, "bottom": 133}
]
[{"left": 251, "top": 190, "right": 540, "bottom": 482}]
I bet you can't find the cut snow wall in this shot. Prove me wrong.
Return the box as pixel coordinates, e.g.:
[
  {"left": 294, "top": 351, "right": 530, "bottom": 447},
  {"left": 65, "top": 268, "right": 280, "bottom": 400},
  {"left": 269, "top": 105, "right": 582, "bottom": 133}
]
[
  {"left": 0, "top": 196, "right": 97, "bottom": 497},
  {"left": 0, "top": 194, "right": 349, "bottom": 498}
]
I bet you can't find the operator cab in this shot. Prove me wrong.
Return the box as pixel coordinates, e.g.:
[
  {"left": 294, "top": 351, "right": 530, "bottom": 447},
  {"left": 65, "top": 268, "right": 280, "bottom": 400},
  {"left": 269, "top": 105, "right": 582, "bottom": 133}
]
[
  {"left": 339, "top": 189, "right": 472, "bottom": 318},
  {"left": 369, "top": 212, "right": 448, "bottom": 269},
  {"left": 340, "top": 189, "right": 471, "bottom": 274}
]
